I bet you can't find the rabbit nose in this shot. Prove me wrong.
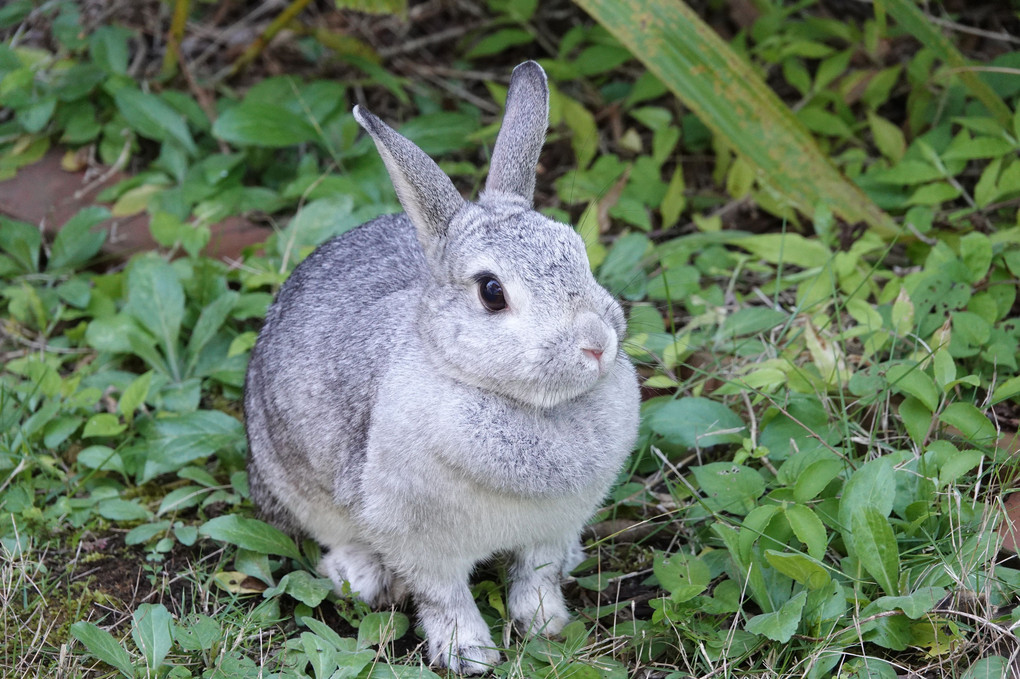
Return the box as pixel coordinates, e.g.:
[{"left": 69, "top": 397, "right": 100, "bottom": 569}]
[{"left": 582, "top": 347, "right": 604, "bottom": 362}]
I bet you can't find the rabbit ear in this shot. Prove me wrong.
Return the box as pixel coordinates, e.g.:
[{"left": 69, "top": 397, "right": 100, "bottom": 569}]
[
  {"left": 484, "top": 61, "right": 549, "bottom": 204},
  {"left": 354, "top": 106, "right": 464, "bottom": 241}
]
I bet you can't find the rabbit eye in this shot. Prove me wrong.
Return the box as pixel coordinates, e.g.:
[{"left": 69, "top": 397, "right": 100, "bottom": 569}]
[{"left": 477, "top": 276, "right": 507, "bottom": 312}]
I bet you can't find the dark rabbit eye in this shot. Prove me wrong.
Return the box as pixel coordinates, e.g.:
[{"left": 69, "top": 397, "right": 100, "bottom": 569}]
[{"left": 477, "top": 276, "right": 507, "bottom": 312}]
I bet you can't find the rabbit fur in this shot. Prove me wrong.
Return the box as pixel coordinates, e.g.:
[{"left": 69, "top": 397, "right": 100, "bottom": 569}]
[{"left": 244, "top": 61, "right": 640, "bottom": 674}]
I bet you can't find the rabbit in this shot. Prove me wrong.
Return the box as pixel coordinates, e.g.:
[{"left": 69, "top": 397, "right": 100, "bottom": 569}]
[{"left": 244, "top": 61, "right": 640, "bottom": 675}]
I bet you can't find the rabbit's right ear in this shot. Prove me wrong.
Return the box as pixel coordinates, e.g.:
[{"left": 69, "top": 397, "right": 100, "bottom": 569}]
[
  {"left": 484, "top": 61, "right": 549, "bottom": 205},
  {"left": 354, "top": 106, "right": 464, "bottom": 242}
]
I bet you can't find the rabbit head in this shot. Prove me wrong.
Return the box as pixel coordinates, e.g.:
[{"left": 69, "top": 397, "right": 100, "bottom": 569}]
[{"left": 354, "top": 61, "right": 625, "bottom": 409}]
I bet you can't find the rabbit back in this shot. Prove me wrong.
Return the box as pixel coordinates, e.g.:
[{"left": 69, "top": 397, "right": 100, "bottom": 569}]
[{"left": 245, "top": 213, "right": 425, "bottom": 527}]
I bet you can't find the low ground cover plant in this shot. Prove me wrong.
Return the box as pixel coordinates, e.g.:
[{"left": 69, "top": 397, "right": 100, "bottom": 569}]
[{"left": 1, "top": 0, "right": 1018, "bottom": 677}]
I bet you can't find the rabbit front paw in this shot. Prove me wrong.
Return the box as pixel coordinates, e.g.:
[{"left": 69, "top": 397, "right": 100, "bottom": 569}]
[
  {"left": 509, "top": 583, "right": 569, "bottom": 637},
  {"left": 429, "top": 634, "right": 500, "bottom": 675},
  {"left": 317, "top": 544, "right": 407, "bottom": 607}
]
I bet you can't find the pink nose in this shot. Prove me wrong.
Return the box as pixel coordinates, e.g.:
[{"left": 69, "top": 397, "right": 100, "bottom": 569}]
[{"left": 582, "top": 347, "right": 604, "bottom": 362}]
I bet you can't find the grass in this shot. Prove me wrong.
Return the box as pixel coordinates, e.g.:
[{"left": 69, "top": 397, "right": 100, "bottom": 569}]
[{"left": 2, "top": 0, "right": 1020, "bottom": 677}]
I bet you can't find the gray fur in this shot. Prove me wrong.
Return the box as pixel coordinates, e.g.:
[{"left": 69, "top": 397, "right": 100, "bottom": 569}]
[{"left": 244, "top": 61, "right": 639, "bottom": 675}]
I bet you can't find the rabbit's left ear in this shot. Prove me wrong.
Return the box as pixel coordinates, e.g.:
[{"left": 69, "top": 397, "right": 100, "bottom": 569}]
[{"left": 483, "top": 61, "right": 549, "bottom": 204}]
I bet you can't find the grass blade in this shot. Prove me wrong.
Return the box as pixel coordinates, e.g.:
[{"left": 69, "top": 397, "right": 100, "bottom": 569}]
[{"left": 573, "top": 0, "right": 900, "bottom": 238}]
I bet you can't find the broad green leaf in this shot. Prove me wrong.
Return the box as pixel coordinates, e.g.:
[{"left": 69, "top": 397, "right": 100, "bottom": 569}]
[
  {"left": 125, "top": 521, "right": 172, "bottom": 546},
  {"left": 838, "top": 456, "right": 895, "bottom": 538},
  {"left": 114, "top": 87, "right": 196, "bottom": 154},
  {"left": 963, "top": 657, "right": 1010, "bottom": 679},
  {"left": 575, "top": 0, "right": 899, "bottom": 237},
  {"left": 131, "top": 603, "right": 175, "bottom": 672},
  {"left": 763, "top": 551, "right": 830, "bottom": 589},
  {"left": 937, "top": 449, "right": 985, "bottom": 489},
  {"left": 213, "top": 101, "right": 319, "bottom": 147},
  {"left": 357, "top": 611, "right": 411, "bottom": 647},
  {"left": 156, "top": 485, "right": 208, "bottom": 516},
  {"left": 0, "top": 216, "right": 40, "bottom": 272},
  {"left": 174, "top": 614, "right": 221, "bottom": 652},
  {"left": 82, "top": 413, "right": 126, "bottom": 438},
  {"left": 77, "top": 445, "right": 126, "bottom": 476},
  {"left": 302, "top": 632, "right": 339, "bottom": 679},
  {"left": 849, "top": 507, "right": 900, "bottom": 596},
  {"left": 185, "top": 291, "right": 238, "bottom": 374},
  {"left": 49, "top": 206, "right": 109, "bottom": 271},
  {"left": 746, "top": 590, "right": 808, "bottom": 643},
  {"left": 118, "top": 371, "right": 152, "bottom": 425},
  {"left": 784, "top": 504, "right": 827, "bottom": 560},
  {"left": 142, "top": 409, "right": 242, "bottom": 480},
  {"left": 730, "top": 233, "right": 831, "bottom": 269},
  {"left": 263, "top": 569, "right": 333, "bottom": 607},
  {"left": 886, "top": 364, "right": 939, "bottom": 412},
  {"left": 991, "top": 375, "right": 1020, "bottom": 405},
  {"left": 719, "top": 307, "right": 787, "bottom": 338},
  {"left": 465, "top": 28, "right": 534, "bottom": 59},
  {"left": 650, "top": 397, "right": 745, "bottom": 449},
  {"left": 125, "top": 256, "right": 184, "bottom": 378},
  {"left": 898, "top": 396, "right": 933, "bottom": 446},
  {"left": 199, "top": 515, "right": 302, "bottom": 560},
  {"left": 867, "top": 111, "right": 905, "bottom": 163},
  {"left": 792, "top": 459, "right": 843, "bottom": 503},
  {"left": 653, "top": 551, "right": 710, "bottom": 602},
  {"left": 70, "top": 621, "right": 135, "bottom": 678},
  {"left": 939, "top": 402, "right": 997, "bottom": 444},
  {"left": 872, "top": 586, "right": 946, "bottom": 619},
  {"left": 98, "top": 498, "right": 152, "bottom": 521},
  {"left": 89, "top": 25, "right": 131, "bottom": 75},
  {"left": 691, "top": 462, "right": 765, "bottom": 516}
]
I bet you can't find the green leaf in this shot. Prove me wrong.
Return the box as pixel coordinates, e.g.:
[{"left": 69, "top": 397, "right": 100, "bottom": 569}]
[
  {"left": 849, "top": 507, "right": 900, "bottom": 596},
  {"left": 838, "top": 456, "right": 896, "bottom": 537},
  {"left": 938, "top": 449, "right": 985, "bottom": 489},
  {"left": 0, "top": 216, "right": 41, "bottom": 272},
  {"left": 898, "top": 396, "right": 933, "bottom": 446},
  {"left": 77, "top": 445, "right": 126, "bottom": 476},
  {"left": 49, "top": 207, "right": 109, "bottom": 271},
  {"left": 98, "top": 498, "right": 152, "bottom": 521},
  {"left": 465, "top": 28, "right": 534, "bottom": 59},
  {"left": 174, "top": 614, "right": 221, "bottom": 652},
  {"left": 185, "top": 291, "right": 238, "bottom": 375},
  {"left": 114, "top": 87, "right": 196, "bottom": 154},
  {"left": 142, "top": 409, "right": 243, "bottom": 480},
  {"left": 691, "top": 462, "right": 765, "bottom": 516},
  {"left": 263, "top": 569, "right": 334, "bottom": 607},
  {"left": 939, "top": 402, "right": 997, "bottom": 444},
  {"left": 746, "top": 590, "right": 808, "bottom": 643},
  {"left": 125, "top": 256, "right": 184, "bottom": 378},
  {"left": 213, "top": 102, "right": 320, "bottom": 147},
  {"left": 118, "top": 371, "right": 152, "bottom": 425},
  {"left": 886, "top": 364, "right": 939, "bottom": 412},
  {"left": 763, "top": 551, "right": 830, "bottom": 589},
  {"left": 156, "top": 486, "right": 208, "bottom": 516},
  {"left": 70, "top": 621, "right": 135, "bottom": 678},
  {"left": 199, "top": 515, "right": 302, "bottom": 560},
  {"left": 357, "top": 611, "right": 411, "bottom": 647},
  {"left": 82, "top": 413, "right": 126, "bottom": 438},
  {"left": 553, "top": 88, "right": 598, "bottom": 170},
  {"left": 784, "top": 504, "right": 827, "bottom": 560},
  {"left": 653, "top": 551, "right": 710, "bottom": 602},
  {"left": 730, "top": 233, "right": 832, "bottom": 268},
  {"left": 872, "top": 586, "right": 946, "bottom": 619},
  {"left": 574, "top": 0, "right": 899, "bottom": 237},
  {"left": 650, "top": 397, "right": 745, "bottom": 449},
  {"left": 301, "top": 632, "right": 339, "bottom": 679},
  {"left": 867, "top": 112, "right": 905, "bottom": 163},
  {"left": 89, "top": 25, "right": 131, "bottom": 75},
  {"left": 792, "top": 459, "right": 843, "bottom": 503},
  {"left": 991, "top": 375, "right": 1020, "bottom": 405},
  {"left": 963, "top": 657, "right": 1010, "bottom": 679},
  {"left": 131, "top": 603, "right": 175, "bottom": 672}
]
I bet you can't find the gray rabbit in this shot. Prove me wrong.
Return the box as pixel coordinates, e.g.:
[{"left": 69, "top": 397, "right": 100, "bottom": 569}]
[{"left": 244, "top": 61, "right": 639, "bottom": 674}]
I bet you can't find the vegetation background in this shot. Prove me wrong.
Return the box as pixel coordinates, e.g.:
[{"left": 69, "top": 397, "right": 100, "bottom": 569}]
[{"left": 1, "top": 0, "right": 1019, "bottom": 677}]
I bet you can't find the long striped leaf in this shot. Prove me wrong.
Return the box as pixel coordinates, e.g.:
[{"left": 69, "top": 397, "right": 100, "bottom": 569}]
[
  {"left": 878, "top": 0, "right": 1012, "bottom": 128},
  {"left": 573, "top": 0, "right": 900, "bottom": 239}
]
